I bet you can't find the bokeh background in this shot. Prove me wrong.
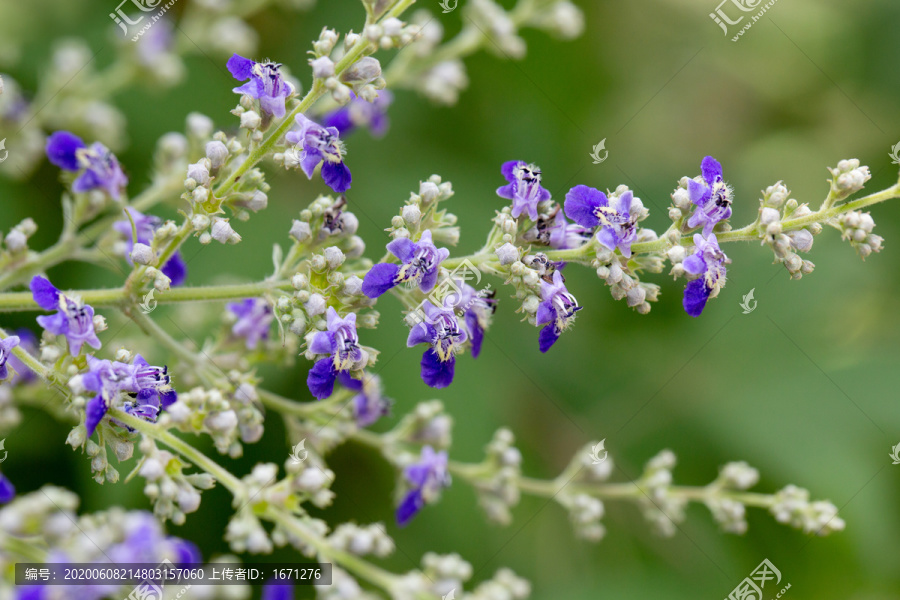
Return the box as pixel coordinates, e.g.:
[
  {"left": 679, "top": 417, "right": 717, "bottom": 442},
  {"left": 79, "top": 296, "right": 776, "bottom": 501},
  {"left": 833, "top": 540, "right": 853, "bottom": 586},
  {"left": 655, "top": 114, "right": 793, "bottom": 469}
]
[{"left": 2, "top": 0, "right": 900, "bottom": 597}]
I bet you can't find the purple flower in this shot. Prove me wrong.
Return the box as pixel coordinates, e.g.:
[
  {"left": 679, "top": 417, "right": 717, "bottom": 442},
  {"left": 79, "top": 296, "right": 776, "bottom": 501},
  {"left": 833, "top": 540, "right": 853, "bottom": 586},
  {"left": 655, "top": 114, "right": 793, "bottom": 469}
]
[
  {"left": 45, "top": 131, "right": 128, "bottom": 200},
  {"left": 307, "top": 308, "right": 368, "bottom": 400},
  {"left": 0, "top": 336, "right": 20, "bottom": 381},
  {"left": 321, "top": 91, "right": 394, "bottom": 137},
  {"left": 686, "top": 156, "right": 732, "bottom": 236},
  {"left": 524, "top": 207, "right": 589, "bottom": 249},
  {"left": 396, "top": 445, "right": 450, "bottom": 527},
  {"left": 406, "top": 300, "right": 468, "bottom": 389},
  {"left": 30, "top": 276, "right": 102, "bottom": 356},
  {"left": 338, "top": 371, "right": 391, "bottom": 428},
  {"left": 564, "top": 185, "right": 639, "bottom": 257},
  {"left": 81, "top": 354, "right": 176, "bottom": 436},
  {"left": 535, "top": 271, "right": 582, "bottom": 353},
  {"left": 682, "top": 234, "right": 730, "bottom": 317},
  {"left": 445, "top": 281, "right": 497, "bottom": 358},
  {"left": 0, "top": 472, "right": 14, "bottom": 504},
  {"left": 496, "top": 161, "right": 551, "bottom": 221},
  {"left": 114, "top": 208, "right": 187, "bottom": 286},
  {"left": 5, "top": 329, "right": 38, "bottom": 385},
  {"left": 227, "top": 298, "right": 274, "bottom": 349},
  {"left": 226, "top": 54, "right": 294, "bottom": 118},
  {"left": 262, "top": 579, "right": 293, "bottom": 600},
  {"left": 285, "top": 114, "right": 352, "bottom": 193},
  {"left": 362, "top": 230, "right": 450, "bottom": 298}
]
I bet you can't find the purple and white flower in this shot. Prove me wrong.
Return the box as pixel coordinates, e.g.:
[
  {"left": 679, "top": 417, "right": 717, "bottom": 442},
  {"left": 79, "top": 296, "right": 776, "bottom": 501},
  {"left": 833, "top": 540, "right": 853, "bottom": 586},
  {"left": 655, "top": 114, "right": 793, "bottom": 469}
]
[
  {"left": 396, "top": 445, "right": 450, "bottom": 527},
  {"left": 407, "top": 300, "right": 468, "bottom": 389},
  {"left": 307, "top": 308, "right": 368, "bottom": 399},
  {"left": 337, "top": 372, "right": 391, "bottom": 428},
  {"left": 226, "top": 54, "right": 294, "bottom": 119},
  {"left": 30, "top": 276, "right": 102, "bottom": 356},
  {"left": 0, "top": 336, "right": 20, "bottom": 381},
  {"left": 524, "top": 207, "right": 590, "bottom": 249},
  {"left": 114, "top": 208, "right": 187, "bottom": 286},
  {"left": 321, "top": 90, "right": 393, "bottom": 138},
  {"left": 362, "top": 230, "right": 450, "bottom": 298},
  {"left": 496, "top": 160, "right": 552, "bottom": 221},
  {"left": 682, "top": 233, "right": 730, "bottom": 317},
  {"left": 686, "top": 156, "right": 733, "bottom": 236},
  {"left": 45, "top": 131, "right": 128, "bottom": 200},
  {"left": 284, "top": 113, "right": 352, "bottom": 193},
  {"left": 446, "top": 281, "right": 497, "bottom": 358},
  {"left": 4, "top": 329, "right": 37, "bottom": 385},
  {"left": 81, "top": 354, "right": 176, "bottom": 436},
  {"left": 227, "top": 298, "right": 274, "bottom": 349},
  {"left": 564, "top": 185, "right": 639, "bottom": 257},
  {"left": 535, "top": 271, "right": 582, "bottom": 353}
]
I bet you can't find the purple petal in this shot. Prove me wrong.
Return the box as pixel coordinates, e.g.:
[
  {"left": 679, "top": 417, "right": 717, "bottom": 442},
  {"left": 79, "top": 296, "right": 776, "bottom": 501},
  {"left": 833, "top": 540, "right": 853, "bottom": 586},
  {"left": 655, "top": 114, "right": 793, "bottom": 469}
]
[
  {"left": 687, "top": 179, "right": 711, "bottom": 206},
  {"left": 564, "top": 185, "right": 603, "bottom": 228},
  {"left": 420, "top": 349, "right": 454, "bottom": 389},
  {"left": 307, "top": 358, "right": 338, "bottom": 399},
  {"left": 35, "top": 313, "right": 66, "bottom": 337},
  {"left": 496, "top": 182, "right": 517, "bottom": 202},
  {"left": 159, "top": 389, "right": 177, "bottom": 409},
  {"left": 0, "top": 473, "right": 14, "bottom": 504},
  {"left": 262, "top": 581, "right": 294, "bottom": 600},
  {"left": 321, "top": 107, "right": 354, "bottom": 135},
  {"left": 322, "top": 161, "right": 352, "bottom": 193},
  {"left": 596, "top": 227, "right": 619, "bottom": 253},
  {"left": 361, "top": 263, "right": 400, "bottom": 298},
  {"left": 701, "top": 155, "right": 723, "bottom": 184},
  {"left": 30, "top": 276, "right": 60, "bottom": 311},
  {"left": 407, "top": 322, "right": 435, "bottom": 347},
  {"left": 682, "top": 254, "right": 706, "bottom": 275},
  {"left": 465, "top": 311, "right": 484, "bottom": 358},
  {"left": 85, "top": 394, "right": 108, "bottom": 437},
  {"left": 536, "top": 300, "right": 554, "bottom": 326},
  {"left": 170, "top": 538, "right": 202, "bottom": 566},
  {"left": 259, "top": 95, "right": 287, "bottom": 119},
  {"left": 683, "top": 279, "right": 711, "bottom": 317},
  {"left": 616, "top": 190, "right": 633, "bottom": 215},
  {"left": 419, "top": 268, "right": 439, "bottom": 294},
  {"left": 226, "top": 54, "right": 255, "bottom": 80},
  {"left": 232, "top": 80, "right": 260, "bottom": 97},
  {"left": 500, "top": 160, "right": 524, "bottom": 183},
  {"left": 45, "top": 131, "right": 85, "bottom": 171},
  {"left": 386, "top": 238, "right": 417, "bottom": 263},
  {"left": 300, "top": 149, "right": 323, "bottom": 179},
  {"left": 538, "top": 324, "right": 560, "bottom": 353},
  {"left": 337, "top": 370, "right": 363, "bottom": 391},
  {"left": 161, "top": 252, "right": 187, "bottom": 287},
  {"left": 396, "top": 488, "right": 424, "bottom": 527},
  {"left": 309, "top": 331, "right": 335, "bottom": 355}
]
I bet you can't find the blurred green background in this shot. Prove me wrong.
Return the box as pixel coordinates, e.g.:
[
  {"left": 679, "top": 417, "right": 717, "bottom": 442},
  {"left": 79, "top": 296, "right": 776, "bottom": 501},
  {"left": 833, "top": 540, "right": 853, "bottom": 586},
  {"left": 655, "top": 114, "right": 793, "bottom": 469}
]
[{"left": 2, "top": 0, "right": 900, "bottom": 598}]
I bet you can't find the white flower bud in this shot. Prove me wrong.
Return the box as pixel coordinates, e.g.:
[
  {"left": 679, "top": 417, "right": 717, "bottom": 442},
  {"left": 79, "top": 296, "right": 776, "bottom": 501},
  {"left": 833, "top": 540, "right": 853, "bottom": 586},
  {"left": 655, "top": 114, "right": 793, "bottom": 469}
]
[
  {"left": 205, "top": 141, "right": 229, "bottom": 170},
  {"left": 240, "top": 110, "right": 261, "bottom": 130},
  {"left": 495, "top": 243, "right": 518, "bottom": 266},
  {"left": 759, "top": 207, "right": 781, "bottom": 226},
  {"left": 130, "top": 243, "right": 155, "bottom": 265},
  {"left": 186, "top": 112, "right": 214, "bottom": 138},
  {"left": 310, "top": 56, "right": 335, "bottom": 79},
  {"left": 402, "top": 204, "right": 421, "bottom": 226},
  {"left": 186, "top": 160, "right": 210, "bottom": 185},
  {"left": 305, "top": 293, "right": 327, "bottom": 316},
  {"left": 324, "top": 246, "right": 345, "bottom": 269},
  {"left": 4, "top": 230, "right": 26, "bottom": 252},
  {"left": 211, "top": 219, "right": 241, "bottom": 244},
  {"left": 342, "top": 57, "right": 382, "bottom": 84},
  {"left": 290, "top": 220, "right": 312, "bottom": 242}
]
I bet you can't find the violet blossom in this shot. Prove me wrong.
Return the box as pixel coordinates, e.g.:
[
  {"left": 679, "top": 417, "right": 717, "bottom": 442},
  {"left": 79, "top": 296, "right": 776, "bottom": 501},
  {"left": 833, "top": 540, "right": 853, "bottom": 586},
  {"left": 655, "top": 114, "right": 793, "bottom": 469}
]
[
  {"left": 535, "top": 271, "right": 582, "bottom": 353},
  {"left": 227, "top": 298, "right": 274, "bottom": 349},
  {"left": 45, "top": 131, "right": 128, "bottom": 200},
  {"left": 4, "top": 329, "right": 37, "bottom": 385},
  {"left": 564, "top": 184, "right": 639, "bottom": 257},
  {"left": 284, "top": 113, "right": 352, "bottom": 193},
  {"left": 226, "top": 54, "right": 294, "bottom": 119},
  {"left": 396, "top": 445, "right": 451, "bottom": 527},
  {"left": 524, "top": 207, "right": 589, "bottom": 249},
  {"left": 446, "top": 280, "right": 497, "bottom": 358},
  {"left": 362, "top": 230, "right": 450, "bottom": 298},
  {"left": 30, "top": 276, "right": 102, "bottom": 356},
  {"left": 0, "top": 473, "right": 13, "bottom": 504},
  {"left": 338, "top": 372, "right": 391, "bottom": 428},
  {"left": 687, "top": 156, "right": 732, "bottom": 236},
  {"left": 682, "top": 233, "right": 730, "bottom": 317},
  {"left": 307, "top": 308, "right": 368, "bottom": 400},
  {"left": 407, "top": 300, "right": 468, "bottom": 389},
  {"left": 0, "top": 336, "right": 20, "bottom": 381},
  {"left": 321, "top": 90, "right": 393, "bottom": 137},
  {"left": 496, "top": 160, "right": 551, "bottom": 221}
]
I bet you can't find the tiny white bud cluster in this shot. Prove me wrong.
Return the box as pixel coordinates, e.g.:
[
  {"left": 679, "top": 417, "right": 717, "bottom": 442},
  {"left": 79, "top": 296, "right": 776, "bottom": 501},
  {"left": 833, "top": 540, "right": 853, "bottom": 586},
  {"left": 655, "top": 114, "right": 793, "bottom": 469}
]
[
  {"left": 3, "top": 218, "right": 37, "bottom": 253},
  {"left": 829, "top": 158, "right": 871, "bottom": 200},
  {"left": 770, "top": 485, "right": 845, "bottom": 535},
  {"left": 838, "top": 210, "right": 883, "bottom": 259}
]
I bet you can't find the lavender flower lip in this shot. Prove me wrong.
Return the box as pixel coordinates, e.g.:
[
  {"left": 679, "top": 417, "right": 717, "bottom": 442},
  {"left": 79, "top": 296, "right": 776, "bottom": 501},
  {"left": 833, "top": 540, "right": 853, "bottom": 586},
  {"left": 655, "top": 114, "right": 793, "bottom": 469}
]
[
  {"left": 320, "top": 90, "right": 393, "bottom": 138},
  {"left": 396, "top": 445, "right": 450, "bottom": 527},
  {"left": 114, "top": 208, "right": 187, "bottom": 286},
  {"left": 307, "top": 308, "right": 368, "bottom": 399},
  {"left": 362, "top": 230, "right": 450, "bottom": 298},
  {"left": 226, "top": 54, "right": 294, "bottom": 119},
  {"left": 496, "top": 160, "right": 551, "bottom": 221},
  {"left": 407, "top": 300, "right": 468, "bottom": 388},
  {"left": 535, "top": 271, "right": 582, "bottom": 352},
  {"left": 0, "top": 335, "right": 20, "bottom": 380},
  {"left": 682, "top": 233, "right": 730, "bottom": 317},
  {"left": 227, "top": 298, "right": 274, "bottom": 349}
]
